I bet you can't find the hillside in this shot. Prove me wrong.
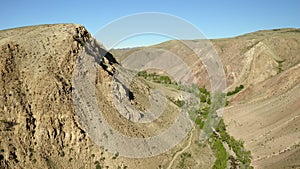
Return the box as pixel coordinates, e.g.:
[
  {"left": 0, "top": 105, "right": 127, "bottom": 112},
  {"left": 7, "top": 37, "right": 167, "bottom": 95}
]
[
  {"left": 111, "top": 28, "right": 300, "bottom": 168},
  {"left": 0, "top": 24, "right": 299, "bottom": 169},
  {"left": 216, "top": 29, "right": 300, "bottom": 169},
  {"left": 0, "top": 24, "right": 216, "bottom": 169}
]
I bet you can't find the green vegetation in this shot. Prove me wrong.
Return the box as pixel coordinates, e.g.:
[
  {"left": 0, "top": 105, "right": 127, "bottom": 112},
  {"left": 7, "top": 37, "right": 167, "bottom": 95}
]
[
  {"left": 212, "top": 140, "right": 227, "bottom": 169},
  {"left": 95, "top": 163, "right": 101, "bottom": 169},
  {"left": 80, "top": 41, "right": 85, "bottom": 47},
  {"left": 194, "top": 116, "right": 204, "bottom": 129},
  {"left": 190, "top": 85, "right": 252, "bottom": 169},
  {"left": 193, "top": 106, "right": 210, "bottom": 129},
  {"left": 137, "top": 71, "right": 177, "bottom": 85},
  {"left": 272, "top": 29, "right": 281, "bottom": 31},
  {"left": 209, "top": 117, "right": 253, "bottom": 169},
  {"left": 216, "top": 119, "right": 253, "bottom": 168},
  {"left": 276, "top": 59, "right": 285, "bottom": 74},
  {"left": 227, "top": 85, "right": 244, "bottom": 96},
  {"left": 137, "top": 72, "right": 251, "bottom": 168},
  {"left": 173, "top": 99, "right": 185, "bottom": 107},
  {"left": 199, "top": 86, "right": 210, "bottom": 103}
]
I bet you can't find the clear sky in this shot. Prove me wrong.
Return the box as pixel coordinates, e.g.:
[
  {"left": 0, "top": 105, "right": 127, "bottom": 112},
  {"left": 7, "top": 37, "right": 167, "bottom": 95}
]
[{"left": 1, "top": 0, "right": 299, "bottom": 48}]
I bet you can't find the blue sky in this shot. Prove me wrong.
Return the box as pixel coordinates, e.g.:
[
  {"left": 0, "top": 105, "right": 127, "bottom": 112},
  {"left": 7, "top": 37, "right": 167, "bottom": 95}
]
[{"left": 1, "top": 0, "right": 299, "bottom": 48}]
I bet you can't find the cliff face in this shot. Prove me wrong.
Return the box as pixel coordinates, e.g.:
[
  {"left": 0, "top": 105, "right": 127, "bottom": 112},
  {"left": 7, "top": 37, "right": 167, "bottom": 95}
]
[{"left": 0, "top": 24, "right": 116, "bottom": 168}]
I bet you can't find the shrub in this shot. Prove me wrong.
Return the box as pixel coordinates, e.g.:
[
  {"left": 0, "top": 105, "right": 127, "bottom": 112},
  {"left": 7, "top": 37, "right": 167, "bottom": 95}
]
[
  {"left": 227, "top": 85, "right": 244, "bottom": 96},
  {"left": 95, "top": 163, "right": 101, "bottom": 169},
  {"left": 174, "top": 99, "right": 185, "bottom": 107}
]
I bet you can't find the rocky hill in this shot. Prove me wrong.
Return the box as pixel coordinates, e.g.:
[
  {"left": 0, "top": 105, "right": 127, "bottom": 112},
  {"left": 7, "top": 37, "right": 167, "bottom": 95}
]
[
  {"left": 0, "top": 24, "right": 217, "bottom": 169},
  {"left": 0, "top": 24, "right": 146, "bottom": 169}
]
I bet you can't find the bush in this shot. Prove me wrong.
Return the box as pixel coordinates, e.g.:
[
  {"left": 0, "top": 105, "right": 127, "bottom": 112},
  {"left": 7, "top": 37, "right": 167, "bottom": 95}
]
[
  {"left": 199, "top": 86, "right": 210, "bottom": 96},
  {"left": 137, "top": 71, "right": 147, "bottom": 77},
  {"left": 95, "top": 163, "right": 101, "bottom": 169}
]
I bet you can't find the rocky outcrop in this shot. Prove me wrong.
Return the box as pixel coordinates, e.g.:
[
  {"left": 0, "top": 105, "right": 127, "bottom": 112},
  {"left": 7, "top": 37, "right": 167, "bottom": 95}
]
[
  {"left": 0, "top": 24, "right": 121, "bottom": 169},
  {"left": 0, "top": 24, "right": 181, "bottom": 169}
]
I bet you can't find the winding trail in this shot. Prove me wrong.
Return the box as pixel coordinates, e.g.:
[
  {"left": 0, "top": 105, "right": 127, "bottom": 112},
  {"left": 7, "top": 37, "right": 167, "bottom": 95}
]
[{"left": 166, "top": 127, "right": 195, "bottom": 169}]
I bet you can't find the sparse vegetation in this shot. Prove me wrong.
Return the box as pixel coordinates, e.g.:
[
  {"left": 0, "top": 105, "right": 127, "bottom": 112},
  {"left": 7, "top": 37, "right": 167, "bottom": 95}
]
[
  {"left": 60, "top": 151, "right": 65, "bottom": 157},
  {"left": 179, "top": 152, "right": 192, "bottom": 169},
  {"left": 246, "top": 41, "right": 260, "bottom": 51},
  {"left": 199, "top": 86, "right": 210, "bottom": 103},
  {"left": 112, "top": 151, "right": 119, "bottom": 159},
  {"left": 0, "top": 119, "right": 19, "bottom": 131},
  {"left": 96, "top": 163, "right": 101, "bottom": 169},
  {"left": 193, "top": 106, "right": 210, "bottom": 129},
  {"left": 173, "top": 99, "right": 185, "bottom": 107},
  {"left": 216, "top": 119, "right": 253, "bottom": 168},
  {"left": 191, "top": 85, "right": 252, "bottom": 169},
  {"left": 227, "top": 85, "right": 244, "bottom": 96},
  {"left": 285, "top": 29, "right": 300, "bottom": 33}
]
